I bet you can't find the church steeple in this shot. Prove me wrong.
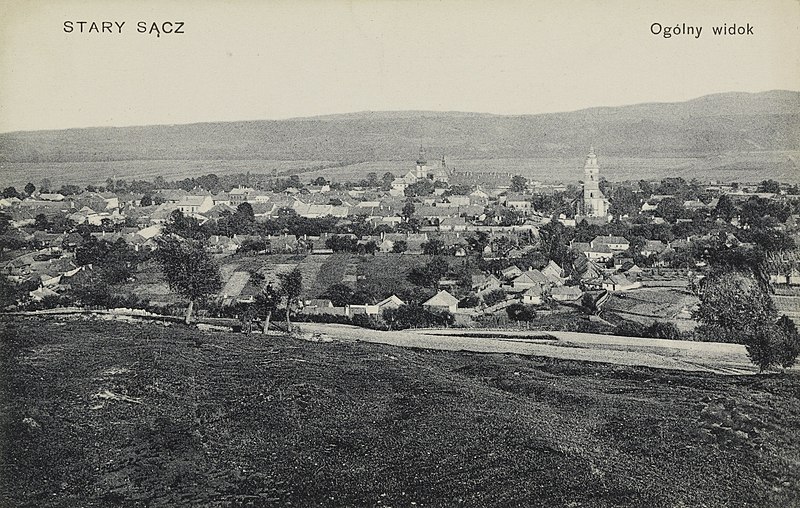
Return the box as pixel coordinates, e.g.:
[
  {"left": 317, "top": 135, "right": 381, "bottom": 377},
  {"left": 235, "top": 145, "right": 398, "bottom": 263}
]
[
  {"left": 416, "top": 146, "right": 427, "bottom": 166},
  {"left": 579, "top": 146, "right": 608, "bottom": 218}
]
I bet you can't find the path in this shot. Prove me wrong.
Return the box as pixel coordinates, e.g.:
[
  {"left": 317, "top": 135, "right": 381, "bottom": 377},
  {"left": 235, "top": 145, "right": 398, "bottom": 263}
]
[{"left": 300, "top": 323, "right": 757, "bottom": 375}]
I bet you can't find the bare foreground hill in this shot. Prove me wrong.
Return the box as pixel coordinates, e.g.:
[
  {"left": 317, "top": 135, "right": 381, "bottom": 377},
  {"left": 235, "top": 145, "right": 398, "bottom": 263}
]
[{"left": 2, "top": 318, "right": 800, "bottom": 507}]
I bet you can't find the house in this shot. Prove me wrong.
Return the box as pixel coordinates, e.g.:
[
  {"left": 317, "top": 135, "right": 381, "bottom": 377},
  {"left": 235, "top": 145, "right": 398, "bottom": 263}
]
[
  {"left": 376, "top": 295, "right": 405, "bottom": 314},
  {"left": 641, "top": 240, "right": 667, "bottom": 257},
  {"left": 229, "top": 187, "right": 257, "bottom": 205},
  {"left": 504, "top": 194, "right": 534, "bottom": 213},
  {"left": 511, "top": 271, "right": 547, "bottom": 291},
  {"left": 602, "top": 274, "right": 640, "bottom": 292},
  {"left": 541, "top": 260, "right": 564, "bottom": 286},
  {"left": 500, "top": 265, "right": 523, "bottom": 280},
  {"left": 306, "top": 299, "right": 334, "bottom": 309},
  {"left": 177, "top": 195, "right": 214, "bottom": 215},
  {"left": 423, "top": 290, "right": 459, "bottom": 314},
  {"left": 521, "top": 285, "right": 546, "bottom": 305},
  {"left": 590, "top": 235, "right": 630, "bottom": 252},
  {"left": 550, "top": 286, "right": 582, "bottom": 302},
  {"left": 439, "top": 216, "right": 467, "bottom": 231},
  {"left": 473, "top": 274, "right": 502, "bottom": 295}
]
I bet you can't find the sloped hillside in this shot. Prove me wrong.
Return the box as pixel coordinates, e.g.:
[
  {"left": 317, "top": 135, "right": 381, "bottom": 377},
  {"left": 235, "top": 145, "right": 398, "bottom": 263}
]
[{"left": 2, "top": 318, "right": 799, "bottom": 507}]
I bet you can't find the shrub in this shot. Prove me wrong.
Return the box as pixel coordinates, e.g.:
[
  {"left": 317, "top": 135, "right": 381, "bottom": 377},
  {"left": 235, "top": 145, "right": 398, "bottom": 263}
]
[
  {"left": 776, "top": 315, "right": 800, "bottom": 369},
  {"left": 483, "top": 289, "right": 506, "bottom": 307},
  {"left": 644, "top": 321, "right": 681, "bottom": 340}
]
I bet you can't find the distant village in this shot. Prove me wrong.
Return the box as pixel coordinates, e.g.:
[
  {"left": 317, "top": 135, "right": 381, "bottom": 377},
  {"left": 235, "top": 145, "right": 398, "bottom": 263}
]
[{"left": 1, "top": 147, "right": 799, "bottom": 337}]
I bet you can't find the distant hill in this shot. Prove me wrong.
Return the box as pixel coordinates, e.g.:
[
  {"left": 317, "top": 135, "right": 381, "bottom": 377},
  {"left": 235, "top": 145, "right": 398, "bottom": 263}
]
[{"left": 0, "top": 90, "right": 798, "bottom": 164}]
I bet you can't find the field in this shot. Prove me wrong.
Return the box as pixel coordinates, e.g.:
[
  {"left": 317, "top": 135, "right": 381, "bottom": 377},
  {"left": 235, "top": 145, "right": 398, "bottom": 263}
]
[
  {"left": 0, "top": 159, "right": 334, "bottom": 188},
  {"left": 603, "top": 288, "right": 699, "bottom": 332},
  {"left": 3, "top": 151, "right": 799, "bottom": 188},
  {"left": 2, "top": 317, "right": 800, "bottom": 507},
  {"left": 280, "top": 152, "right": 800, "bottom": 185}
]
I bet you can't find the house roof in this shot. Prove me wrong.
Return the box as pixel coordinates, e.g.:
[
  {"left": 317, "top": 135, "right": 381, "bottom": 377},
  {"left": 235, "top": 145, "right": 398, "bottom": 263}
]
[
  {"left": 423, "top": 290, "right": 459, "bottom": 307},
  {"left": 377, "top": 295, "right": 405, "bottom": 307},
  {"left": 179, "top": 196, "right": 211, "bottom": 206},
  {"left": 592, "top": 235, "right": 629, "bottom": 245}
]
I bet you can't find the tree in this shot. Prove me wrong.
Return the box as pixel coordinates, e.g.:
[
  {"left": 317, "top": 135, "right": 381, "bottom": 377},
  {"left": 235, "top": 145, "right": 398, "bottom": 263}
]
[
  {"left": 776, "top": 315, "right": 800, "bottom": 369},
  {"left": 402, "top": 200, "right": 416, "bottom": 219},
  {"left": 156, "top": 235, "right": 222, "bottom": 324},
  {"left": 255, "top": 280, "right": 281, "bottom": 334},
  {"left": 164, "top": 210, "right": 206, "bottom": 240},
  {"left": 323, "top": 283, "right": 354, "bottom": 307},
  {"left": 713, "top": 194, "right": 736, "bottom": 222},
  {"left": 71, "top": 271, "right": 112, "bottom": 308},
  {"left": 656, "top": 197, "right": 683, "bottom": 223},
  {"left": 506, "top": 303, "right": 536, "bottom": 321},
  {"left": 391, "top": 240, "right": 408, "bottom": 254},
  {"left": 404, "top": 179, "right": 434, "bottom": 197},
  {"left": 24, "top": 182, "right": 35, "bottom": 196},
  {"left": 609, "top": 187, "right": 641, "bottom": 218},
  {"left": 408, "top": 257, "right": 449, "bottom": 289},
  {"left": 278, "top": 268, "right": 303, "bottom": 333},
  {"left": 510, "top": 175, "right": 528, "bottom": 193},
  {"left": 2, "top": 187, "right": 19, "bottom": 199},
  {"left": 140, "top": 194, "right": 153, "bottom": 207},
  {"left": 58, "top": 184, "right": 82, "bottom": 196},
  {"left": 757, "top": 179, "right": 781, "bottom": 194},
  {"left": 33, "top": 214, "right": 49, "bottom": 231},
  {"left": 383, "top": 304, "right": 454, "bottom": 329},
  {"left": 693, "top": 269, "right": 798, "bottom": 372},
  {"left": 483, "top": 289, "right": 506, "bottom": 307},
  {"left": 422, "top": 239, "right": 446, "bottom": 256},
  {"left": 695, "top": 270, "right": 776, "bottom": 344}
]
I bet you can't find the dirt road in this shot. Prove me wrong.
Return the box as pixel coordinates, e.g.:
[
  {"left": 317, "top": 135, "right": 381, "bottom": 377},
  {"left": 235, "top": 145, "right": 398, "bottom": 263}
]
[{"left": 300, "top": 323, "right": 757, "bottom": 374}]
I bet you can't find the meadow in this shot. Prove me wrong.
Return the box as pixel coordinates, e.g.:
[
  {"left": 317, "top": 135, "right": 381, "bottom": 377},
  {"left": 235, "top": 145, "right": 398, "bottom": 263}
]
[{"left": 2, "top": 317, "right": 799, "bottom": 507}]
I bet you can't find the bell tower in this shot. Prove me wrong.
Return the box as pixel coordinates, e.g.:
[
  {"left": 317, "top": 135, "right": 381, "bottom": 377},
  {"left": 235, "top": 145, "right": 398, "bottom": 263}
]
[
  {"left": 581, "top": 146, "right": 608, "bottom": 217},
  {"left": 415, "top": 146, "right": 428, "bottom": 178}
]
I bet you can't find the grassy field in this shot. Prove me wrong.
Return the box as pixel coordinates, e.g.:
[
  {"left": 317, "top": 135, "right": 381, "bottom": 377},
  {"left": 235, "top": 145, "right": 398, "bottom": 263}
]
[
  {"left": 3, "top": 151, "right": 799, "bottom": 188},
  {"left": 604, "top": 288, "right": 699, "bottom": 332},
  {"left": 2, "top": 318, "right": 799, "bottom": 507},
  {"left": 0, "top": 160, "right": 336, "bottom": 188},
  {"left": 301, "top": 152, "right": 800, "bottom": 185}
]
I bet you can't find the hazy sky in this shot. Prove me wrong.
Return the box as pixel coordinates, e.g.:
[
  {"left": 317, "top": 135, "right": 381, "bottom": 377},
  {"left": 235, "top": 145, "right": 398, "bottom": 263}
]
[{"left": 1, "top": 0, "right": 798, "bottom": 132}]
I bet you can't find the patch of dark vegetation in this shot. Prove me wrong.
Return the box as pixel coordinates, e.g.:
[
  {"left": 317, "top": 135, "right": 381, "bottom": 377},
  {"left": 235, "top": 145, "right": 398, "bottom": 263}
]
[
  {"left": 2, "top": 317, "right": 799, "bottom": 507},
  {"left": 425, "top": 331, "right": 558, "bottom": 341}
]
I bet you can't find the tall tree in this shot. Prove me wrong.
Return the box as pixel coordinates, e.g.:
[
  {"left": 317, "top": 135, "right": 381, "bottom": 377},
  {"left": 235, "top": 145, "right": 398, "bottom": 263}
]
[
  {"left": 510, "top": 175, "right": 528, "bottom": 193},
  {"left": 156, "top": 235, "right": 222, "bottom": 324},
  {"left": 278, "top": 268, "right": 303, "bottom": 332},
  {"left": 24, "top": 183, "right": 35, "bottom": 196}
]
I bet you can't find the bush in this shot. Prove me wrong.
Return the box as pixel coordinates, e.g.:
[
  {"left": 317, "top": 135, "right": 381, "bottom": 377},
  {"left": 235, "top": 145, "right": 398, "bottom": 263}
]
[
  {"left": 615, "top": 320, "right": 646, "bottom": 337},
  {"left": 506, "top": 303, "right": 536, "bottom": 322},
  {"left": 644, "top": 321, "right": 681, "bottom": 340},
  {"left": 776, "top": 315, "right": 800, "bottom": 369},
  {"left": 483, "top": 289, "right": 506, "bottom": 307},
  {"left": 459, "top": 295, "right": 480, "bottom": 308},
  {"left": 383, "top": 304, "right": 454, "bottom": 330}
]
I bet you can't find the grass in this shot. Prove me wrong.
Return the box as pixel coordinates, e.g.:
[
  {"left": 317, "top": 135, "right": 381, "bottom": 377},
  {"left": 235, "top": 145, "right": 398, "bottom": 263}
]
[
  {"left": 356, "top": 253, "right": 432, "bottom": 301},
  {"left": 603, "top": 288, "right": 699, "bottom": 331},
  {"left": 2, "top": 317, "right": 799, "bottom": 507}
]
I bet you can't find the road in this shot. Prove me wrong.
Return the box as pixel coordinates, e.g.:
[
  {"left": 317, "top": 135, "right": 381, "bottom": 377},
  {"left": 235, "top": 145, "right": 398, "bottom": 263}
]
[{"left": 299, "top": 323, "right": 757, "bottom": 375}]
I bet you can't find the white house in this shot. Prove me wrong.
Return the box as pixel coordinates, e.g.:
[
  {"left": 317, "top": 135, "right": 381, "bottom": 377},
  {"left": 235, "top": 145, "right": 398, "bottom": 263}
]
[{"left": 423, "top": 290, "right": 459, "bottom": 314}]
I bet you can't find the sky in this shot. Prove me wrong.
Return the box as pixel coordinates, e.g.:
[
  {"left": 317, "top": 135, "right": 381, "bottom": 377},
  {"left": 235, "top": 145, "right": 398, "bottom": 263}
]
[{"left": 0, "top": 0, "right": 798, "bottom": 132}]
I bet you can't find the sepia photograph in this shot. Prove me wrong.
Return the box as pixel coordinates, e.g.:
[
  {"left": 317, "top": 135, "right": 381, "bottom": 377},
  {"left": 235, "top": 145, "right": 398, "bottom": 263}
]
[{"left": 1, "top": 0, "right": 799, "bottom": 506}]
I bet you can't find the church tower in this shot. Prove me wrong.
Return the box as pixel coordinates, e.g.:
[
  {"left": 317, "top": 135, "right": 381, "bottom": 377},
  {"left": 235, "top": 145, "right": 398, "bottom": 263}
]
[
  {"left": 415, "top": 146, "right": 428, "bottom": 179},
  {"left": 581, "top": 146, "right": 609, "bottom": 218}
]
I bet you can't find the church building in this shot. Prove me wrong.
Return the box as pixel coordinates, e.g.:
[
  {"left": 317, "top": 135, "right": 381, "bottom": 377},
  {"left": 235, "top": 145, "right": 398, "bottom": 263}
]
[{"left": 577, "top": 147, "right": 610, "bottom": 219}]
